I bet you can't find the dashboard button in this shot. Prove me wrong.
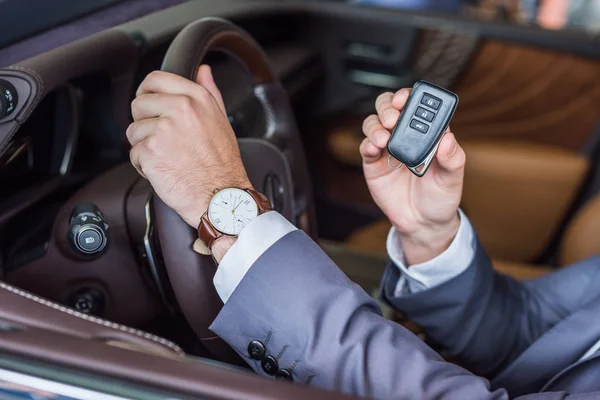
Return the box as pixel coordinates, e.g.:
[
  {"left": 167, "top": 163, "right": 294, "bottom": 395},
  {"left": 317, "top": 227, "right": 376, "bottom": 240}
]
[
  {"left": 0, "top": 79, "right": 18, "bottom": 120},
  {"left": 77, "top": 228, "right": 102, "bottom": 253},
  {"left": 69, "top": 204, "right": 109, "bottom": 256}
]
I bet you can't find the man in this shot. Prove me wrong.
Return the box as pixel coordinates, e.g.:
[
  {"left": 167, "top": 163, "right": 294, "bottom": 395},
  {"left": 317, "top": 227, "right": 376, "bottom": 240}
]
[{"left": 127, "top": 66, "right": 600, "bottom": 399}]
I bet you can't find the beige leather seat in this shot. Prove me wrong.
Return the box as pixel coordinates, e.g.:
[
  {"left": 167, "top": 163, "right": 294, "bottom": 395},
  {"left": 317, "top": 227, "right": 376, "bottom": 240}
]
[
  {"left": 345, "top": 219, "right": 552, "bottom": 280},
  {"left": 346, "top": 190, "right": 600, "bottom": 281}
]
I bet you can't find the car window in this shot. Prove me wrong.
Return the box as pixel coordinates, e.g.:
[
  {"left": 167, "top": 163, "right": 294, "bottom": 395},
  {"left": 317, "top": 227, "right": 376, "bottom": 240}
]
[{"left": 331, "top": 0, "right": 600, "bottom": 33}]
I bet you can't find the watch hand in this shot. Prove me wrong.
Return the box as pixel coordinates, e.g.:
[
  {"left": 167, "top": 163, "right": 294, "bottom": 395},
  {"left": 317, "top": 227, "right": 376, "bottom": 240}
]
[{"left": 233, "top": 199, "right": 243, "bottom": 211}]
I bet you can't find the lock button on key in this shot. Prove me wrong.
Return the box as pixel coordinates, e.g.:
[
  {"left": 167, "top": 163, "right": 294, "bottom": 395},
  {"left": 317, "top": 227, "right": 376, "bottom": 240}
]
[{"left": 415, "top": 107, "right": 435, "bottom": 122}]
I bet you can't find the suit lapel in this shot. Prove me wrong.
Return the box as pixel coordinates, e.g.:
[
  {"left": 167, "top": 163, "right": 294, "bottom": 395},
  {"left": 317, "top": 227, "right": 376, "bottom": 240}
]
[
  {"left": 491, "top": 296, "right": 600, "bottom": 397},
  {"left": 540, "top": 351, "right": 600, "bottom": 392}
]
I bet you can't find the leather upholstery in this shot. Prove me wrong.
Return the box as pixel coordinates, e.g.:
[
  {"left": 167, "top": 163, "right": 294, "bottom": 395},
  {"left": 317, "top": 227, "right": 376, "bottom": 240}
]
[
  {"left": 0, "top": 280, "right": 183, "bottom": 357},
  {"left": 345, "top": 221, "right": 554, "bottom": 281},
  {"left": 0, "top": 29, "right": 138, "bottom": 154},
  {"left": 451, "top": 40, "right": 600, "bottom": 151},
  {"left": 0, "top": 321, "right": 352, "bottom": 399},
  {"left": 560, "top": 194, "right": 600, "bottom": 266},
  {"left": 161, "top": 17, "right": 275, "bottom": 84},
  {"left": 461, "top": 139, "right": 589, "bottom": 262}
]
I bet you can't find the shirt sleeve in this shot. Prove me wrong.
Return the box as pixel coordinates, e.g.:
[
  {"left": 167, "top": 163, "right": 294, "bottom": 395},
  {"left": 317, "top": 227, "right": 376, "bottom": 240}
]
[
  {"left": 387, "top": 209, "right": 476, "bottom": 297},
  {"left": 213, "top": 211, "right": 297, "bottom": 303}
]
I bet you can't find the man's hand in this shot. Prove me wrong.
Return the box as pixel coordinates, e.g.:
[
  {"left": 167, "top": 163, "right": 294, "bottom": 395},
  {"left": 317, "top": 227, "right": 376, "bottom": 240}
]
[
  {"left": 360, "top": 89, "right": 466, "bottom": 265},
  {"left": 127, "top": 66, "right": 251, "bottom": 229}
]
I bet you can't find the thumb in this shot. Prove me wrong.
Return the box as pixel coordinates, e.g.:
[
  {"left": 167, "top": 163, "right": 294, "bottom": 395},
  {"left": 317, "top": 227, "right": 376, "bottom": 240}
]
[
  {"left": 196, "top": 64, "right": 227, "bottom": 114},
  {"left": 434, "top": 131, "right": 466, "bottom": 189}
]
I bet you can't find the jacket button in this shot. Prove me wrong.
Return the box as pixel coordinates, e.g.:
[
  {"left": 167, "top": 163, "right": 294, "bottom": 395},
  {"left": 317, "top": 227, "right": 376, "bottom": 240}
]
[
  {"left": 261, "top": 355, "right": 278, "bottom": 375},
  {"left": 247, "top": 340, "right": 266, "bottom": 360},
  {"left": 276, "top": 368, "right": 293, "bottom": 382}
]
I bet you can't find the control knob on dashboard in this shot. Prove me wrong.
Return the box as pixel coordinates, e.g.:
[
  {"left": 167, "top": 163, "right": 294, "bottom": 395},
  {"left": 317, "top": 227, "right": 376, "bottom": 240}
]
[
  {"left": 68, "top": 204, "right": 109, "bottom": 256},
  {"left": 0, "top": 79, "right": 18, "bottom": 120}
]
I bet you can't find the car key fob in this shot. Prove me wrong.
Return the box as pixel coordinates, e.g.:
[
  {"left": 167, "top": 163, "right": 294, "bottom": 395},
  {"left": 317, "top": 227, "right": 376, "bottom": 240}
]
[{"left": 387, "top": 80, "right": 458, "bottom": 177}]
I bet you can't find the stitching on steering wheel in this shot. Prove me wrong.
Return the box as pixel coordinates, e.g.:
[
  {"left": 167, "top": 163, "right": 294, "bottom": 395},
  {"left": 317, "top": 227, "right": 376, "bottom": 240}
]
[{"left": 0, "top": 281, "right": 185, "bottom": 355}]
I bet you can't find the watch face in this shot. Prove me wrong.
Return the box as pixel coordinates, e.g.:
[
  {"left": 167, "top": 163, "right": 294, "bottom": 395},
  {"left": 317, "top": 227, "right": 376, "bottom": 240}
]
[{"left": 208, "top": 188, "right": 259, "bottom": 235}]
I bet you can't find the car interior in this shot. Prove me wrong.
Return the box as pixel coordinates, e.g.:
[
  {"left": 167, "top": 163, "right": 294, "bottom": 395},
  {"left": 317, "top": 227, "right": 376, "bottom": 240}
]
[{"left": 0, "top": 0, "right": 599, "bottom": 398}]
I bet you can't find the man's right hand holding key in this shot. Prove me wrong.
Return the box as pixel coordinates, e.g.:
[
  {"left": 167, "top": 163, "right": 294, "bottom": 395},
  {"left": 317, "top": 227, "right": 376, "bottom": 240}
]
[{"left": 360, "top": 88, "right": 467, "bottom": 265}]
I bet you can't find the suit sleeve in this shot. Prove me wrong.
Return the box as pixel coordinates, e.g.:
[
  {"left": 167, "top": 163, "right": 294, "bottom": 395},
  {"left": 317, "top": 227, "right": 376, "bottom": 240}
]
[
  {"left": 382, "top": 234, "right": 600, "bottom": 378},
  {"left": 209, "top": 229, "right": 600, "bottom": 399}
]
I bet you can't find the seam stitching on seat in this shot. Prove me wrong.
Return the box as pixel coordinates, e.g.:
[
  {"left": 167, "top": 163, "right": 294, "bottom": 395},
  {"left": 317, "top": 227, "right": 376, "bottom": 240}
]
[{"left": 0, "top": 282, "right": 184, "bottom": 355}]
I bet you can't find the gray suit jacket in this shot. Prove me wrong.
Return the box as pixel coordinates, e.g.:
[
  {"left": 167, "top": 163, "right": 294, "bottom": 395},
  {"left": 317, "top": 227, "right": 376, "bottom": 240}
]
[{"left": 210, "top": 230, "right": 600, "bottom": 399}]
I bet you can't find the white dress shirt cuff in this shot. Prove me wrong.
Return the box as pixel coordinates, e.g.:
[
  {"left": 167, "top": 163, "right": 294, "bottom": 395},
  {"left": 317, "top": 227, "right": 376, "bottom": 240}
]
[
  {"left": 214, "top": 211, "right": 297, "bottom": 304},
  {"left": 386, "top": 209, "right": 476, "bottom": 297}
]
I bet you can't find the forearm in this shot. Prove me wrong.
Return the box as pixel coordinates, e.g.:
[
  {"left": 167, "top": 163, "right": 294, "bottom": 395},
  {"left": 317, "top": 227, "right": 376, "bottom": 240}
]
[
  {"left": 383, "top": 231, "right": 575, "bottom": 378},
  {"left": 210, "top": 228, "right": 508, "bottom": 399}
]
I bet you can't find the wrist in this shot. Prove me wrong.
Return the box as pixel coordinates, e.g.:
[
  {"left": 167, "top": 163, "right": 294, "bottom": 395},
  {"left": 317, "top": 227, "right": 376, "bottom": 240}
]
[
  {"left": 396, "top": 213, "right": 460, "bottom": 266},
  {"left": 180, "top": 177, "right": 253, "bottom": 228},
  {"left": 211, "top": 236, "right": 237, "bottom": 263}
]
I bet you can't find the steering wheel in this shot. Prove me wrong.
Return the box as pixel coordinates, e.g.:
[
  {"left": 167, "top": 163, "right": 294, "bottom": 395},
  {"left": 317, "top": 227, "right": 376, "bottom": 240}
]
[{"left": 150, "top": 18, "right": 313, "bottom": 362}]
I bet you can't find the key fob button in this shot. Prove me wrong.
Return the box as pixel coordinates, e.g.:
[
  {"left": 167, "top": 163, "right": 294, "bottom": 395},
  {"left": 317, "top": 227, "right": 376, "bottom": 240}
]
[
  {"left": 421, "top": 93, "right": 441, "bottom": 110},
  {"left": 410, "top": 119, "right": 429, "bottom": 134},
  {"left": 415, "top": 107, "right": 435, "bottom": 122}
]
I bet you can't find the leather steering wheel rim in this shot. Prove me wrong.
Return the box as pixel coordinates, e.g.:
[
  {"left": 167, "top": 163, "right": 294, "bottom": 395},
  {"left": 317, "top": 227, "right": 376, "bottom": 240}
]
[{"left": 151, "top": 17, "right": 313, "bottom": 361}]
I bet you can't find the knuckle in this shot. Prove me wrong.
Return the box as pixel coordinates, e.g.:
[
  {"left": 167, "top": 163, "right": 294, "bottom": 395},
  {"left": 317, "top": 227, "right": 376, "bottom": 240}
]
[
  {"left": 359, "top": 138, "right": 369, "bottom": 152},
  {"left": 130, "top": 98, "right": 140, "bottom": 117},
  {"left": 125, "top": 123, "right": 134, "bottom": 141},
  {"left": 362, "top": 114, "right": 377, "bottom": 133},
  {"left": 456, "top": 147, "right": 467, "bottom": 167},
  {"left": 146, "top": 70, "right": 162, "bottom": 83},
  {"left": 174, "top": 96, "right": 193, "bottom": 113},
  {"left": 448, "top": 148, "right": 466, "bottom": 171},
  {"left": 144, "top": 136, "right": 160, "bottom": 153},
  {"left": 375, "top": 92, "right": 391, "bottom": 107},
  {"left": 156, "top": 117, "right": 172, "bottom": 133}
]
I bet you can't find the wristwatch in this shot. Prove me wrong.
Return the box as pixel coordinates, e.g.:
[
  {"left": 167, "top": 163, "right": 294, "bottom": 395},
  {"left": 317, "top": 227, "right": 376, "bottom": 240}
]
[{"left": 195, "top": 188, "right": 272, "bottom": 254}]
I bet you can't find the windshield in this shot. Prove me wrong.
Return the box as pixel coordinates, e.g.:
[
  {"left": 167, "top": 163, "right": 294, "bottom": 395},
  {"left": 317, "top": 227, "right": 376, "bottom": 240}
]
[{"left": 0, "top": 0, "right": 128, "bottom": 49}]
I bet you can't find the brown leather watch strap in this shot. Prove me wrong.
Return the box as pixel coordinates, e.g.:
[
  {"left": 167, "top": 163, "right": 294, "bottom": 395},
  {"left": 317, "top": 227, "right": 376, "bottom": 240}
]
[
  {"left": 246, "top": 188, "right": 273, "bottom": 214},
  {"left": 196, "top": 188, "right": 272, "bottom": 252}
]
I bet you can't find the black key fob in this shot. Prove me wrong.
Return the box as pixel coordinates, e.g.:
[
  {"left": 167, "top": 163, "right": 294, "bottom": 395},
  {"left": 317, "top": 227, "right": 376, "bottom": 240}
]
[{"left": 387, "top": 81, "right": 458, "bottom": 177}]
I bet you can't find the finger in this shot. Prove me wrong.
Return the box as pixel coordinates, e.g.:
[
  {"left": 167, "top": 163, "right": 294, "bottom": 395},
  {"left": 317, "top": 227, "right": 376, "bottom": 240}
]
[
  {"left": 131, "top": 93, "right": 189, "bottom": 121},
  {"left": 392, "top": 88, "right": 411, "bottom": 110},
  {"left": 362, "top": 114, "right": 390, "bottom": 149},
  {"left": 196, "top": 64, "right": 226, "bottom": 114},
  {"left": 136, "top": 70, "right": 199, "bottom": 97},
  {"left": 126, "top": 118, "right": 160, "bottom": 147},
  {"left": 375, "top": 88, "right": 411, "bottom": 129},
  {"left": 129, "top": 144, "right": 146, "bottom": 179},
  {"left": 434, "top": 131, "right": 466, "bottom": 188},
  {"left": 375, "top": 92, "right": 397, "bottom": 129},
  {"left": 359, "top": 138, "right": 383, "bottom": 164}
]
